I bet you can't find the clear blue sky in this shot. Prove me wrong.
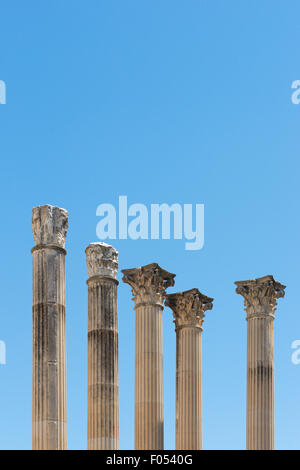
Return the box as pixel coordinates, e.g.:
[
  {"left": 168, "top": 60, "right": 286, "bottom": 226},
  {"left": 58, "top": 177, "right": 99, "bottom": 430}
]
[{"left": 0, "top": 1, "right": 299, "bottom": 449}]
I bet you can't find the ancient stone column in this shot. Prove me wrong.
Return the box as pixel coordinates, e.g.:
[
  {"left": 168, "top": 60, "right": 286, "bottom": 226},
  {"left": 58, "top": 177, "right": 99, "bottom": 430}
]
[
  {"left": 85, "top": 242, "right": 119, "bottom": 450},
  {"left": 31, "top": 204, "right": 68, "bottom": 450},
  {"left": 235, "top": 275, "right": 285, "bottom": 450},
  {"left": 122, "top": 263, "right": 176, "bottom": 450},
  {"left": 165, "top": 289, "right": 213, "bottom": 450}
]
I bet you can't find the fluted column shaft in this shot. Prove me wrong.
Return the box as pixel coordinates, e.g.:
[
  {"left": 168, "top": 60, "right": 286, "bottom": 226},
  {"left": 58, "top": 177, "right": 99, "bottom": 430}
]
[
  {"left": 135, "top": 301, "right": 163, "bottom": 449},
  {"left": 87, "top": 278, "right": 119, "bottom": 449},
  {"left": 122, "top": 263, "right": 176, "bottom": 450},
  {"left": 235, "top": 275, "right": 285, "bottom": 450},
  {"left": 32, "top": 205, "right": 68, "bottom": 450},
  {"left": 246, "top": 315, "right": 274, "bottom": 450},
  {"left": 165, "top": 288, "right": 213, "bottom": 450},
  {"left": 86, "top": 242, "right": 119, "bottom": 450},
  {"left": 176, "top": 326, "right": 202, "bottom": 449}
]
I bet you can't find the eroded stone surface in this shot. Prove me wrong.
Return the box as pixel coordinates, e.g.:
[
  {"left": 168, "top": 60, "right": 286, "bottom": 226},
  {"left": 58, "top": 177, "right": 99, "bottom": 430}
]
[
  {"left": 235, "top": 275, "right": 285, "bottom": 318},
  {"left": 85, "top": 242, "right": 118, "bottom": 279},
  {"left": 165, "top": 288, "right": 213, "bottom": 450},
  {"left": 122, "top": 263, "right": 175, "bottom": 307},
  {"left": 165, "top": 288, "right": 213, "bottom": 330},
  {"left": 32, "top": 205, "right": 68, "bottom": 248},
  {"left": 122, "top": 263, "right": 175, "bottom": 450},
  {"left": 32, "top": 205, "right": 68, "bottom": 450},
  {"left": 235, "top": 274, "right": 286, "bottom": 450}
]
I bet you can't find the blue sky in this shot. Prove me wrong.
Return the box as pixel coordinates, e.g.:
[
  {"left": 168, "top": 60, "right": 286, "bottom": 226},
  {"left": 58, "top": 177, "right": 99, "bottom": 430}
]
[{"left": 0, "top": 1, "right": 299, "bottom": 449}]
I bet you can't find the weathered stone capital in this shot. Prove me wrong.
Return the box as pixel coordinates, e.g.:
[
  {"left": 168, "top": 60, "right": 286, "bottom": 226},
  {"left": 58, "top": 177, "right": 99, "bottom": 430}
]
[
  {"left": 32, "top": 205, "right": 68, "bottom": 249},
  {"left": 165, "top": 288, "right": 213, "bottom": 330},
  {"left": 235, "top": 275, "right": 285, "bottom": 319},
  {"left": 122, "top": 263, "right": 176, "bottom": 307},
  {"left": 85, "top": 242, "right": 118, "bottom": 279}
]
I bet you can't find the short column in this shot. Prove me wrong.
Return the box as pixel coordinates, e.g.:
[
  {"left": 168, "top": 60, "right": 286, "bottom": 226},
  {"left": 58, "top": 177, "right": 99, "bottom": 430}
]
[
  {"left": 165, "top": 288, "right": 213, "bottom": 450},
  {"left": 86, "top": 242, "right": 119, "bottom": 450},
  {"left": 32, "top": 204, "right": 68, "bottom": 450},
  {"left": 122, "top": 263, "right": 176, "bottom": 450},
  {"left": 235, "top": 275, "right": 286, "bottom": 450}
]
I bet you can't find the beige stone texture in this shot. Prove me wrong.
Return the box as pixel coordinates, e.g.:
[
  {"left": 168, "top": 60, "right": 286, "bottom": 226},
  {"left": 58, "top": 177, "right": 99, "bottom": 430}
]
[
  {"left": 122, "top": 263, "right": 175, "bottom": 450},
  {"left": 235, "top": 275, "right": 285, "bottom": 450},
  {"left": 31, "top": 204, "right": 68, "bottom": 450},
  {"left": 86, "top": 242, "right": 119, "bottom": 450},
  {"left": 165, "top": 288, "right": 213, "bottom": 450}
]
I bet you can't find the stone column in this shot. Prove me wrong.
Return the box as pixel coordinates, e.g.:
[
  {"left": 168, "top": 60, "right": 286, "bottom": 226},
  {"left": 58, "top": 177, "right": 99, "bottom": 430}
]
[
  {"left": 165, "top": 289, "right": 213, "bottom": 450},
  {"left": 122, "top": 263, "right": 176, "bottom": 450},
  {"left": 85, "top": 242, "right": 119, "bottom": 450},
  {"left": 235, "top": 275, "right": 285, "bottom": 450},
  {"left": 31, "top": 205, "right": 68, "bottom": 450}
]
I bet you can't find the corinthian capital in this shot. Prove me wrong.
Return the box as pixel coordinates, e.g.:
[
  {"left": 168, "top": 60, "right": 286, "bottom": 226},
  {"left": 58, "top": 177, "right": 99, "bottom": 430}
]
[
  {"left": 32, "top": 205, "right": 68, "bottom": 248},
  {"left": 122, "top": 263, "right": 176, "bottom": 307},
  {"left": 165, "top": 288, "right": 213, "bottom": 329},
  {"left": 85, "top": 242, "right": 118, "bottom": 279},
  {"left": 235, "top": 275, "right": 285, "bottom": 318}
]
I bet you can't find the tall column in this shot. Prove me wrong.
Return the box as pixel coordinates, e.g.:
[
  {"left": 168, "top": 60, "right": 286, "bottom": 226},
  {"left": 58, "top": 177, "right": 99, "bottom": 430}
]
[
  {"left": 122, "top": 263, "right": 176, "bottom": 450},
  {"left": 85, "top": 242, "right": 119, "bottom": 450},
  {"left": 235, "top": 275, "right": 285, "bottom": 450},
  {"left": 31, "top": 204, "right": 68, "bottom": 450},
  {"left": 165, "top": 289, "right": 213, "bottom": 450}
]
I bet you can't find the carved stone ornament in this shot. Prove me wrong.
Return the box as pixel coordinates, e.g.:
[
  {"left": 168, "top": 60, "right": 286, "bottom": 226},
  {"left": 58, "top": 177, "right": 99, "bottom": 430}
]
[
  {"left": 165, "top": 288, "right": 213, "bottom": 329},
  {"left": 85, "top": 242, "right": 118, "bottom": 279},
  {"left": 235, "top": 275, "right": 285, "bottom": 318},
  {"left": 32, "top": 205, "right": 68, "bottom": 248},
  {"left": 122, "top": 263, "right": 176, "bottom": 307}
]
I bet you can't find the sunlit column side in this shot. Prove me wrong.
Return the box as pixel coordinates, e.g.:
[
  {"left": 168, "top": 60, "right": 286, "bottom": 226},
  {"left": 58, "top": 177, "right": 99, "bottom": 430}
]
[
  {"left": 122, "top": 263, "right": 176, "bottom": 450},
  {"left": 165, "top": 288, "right": 213, "bottom": 450},
  {"left": 32, "top": 204, "right": 68, "bottom": 450},
  {"left": 86, "top": 242, "right": 119, "bottom": 450},
  {"left": 235, "top": 275, "right": 285, "bottom": 450}
]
